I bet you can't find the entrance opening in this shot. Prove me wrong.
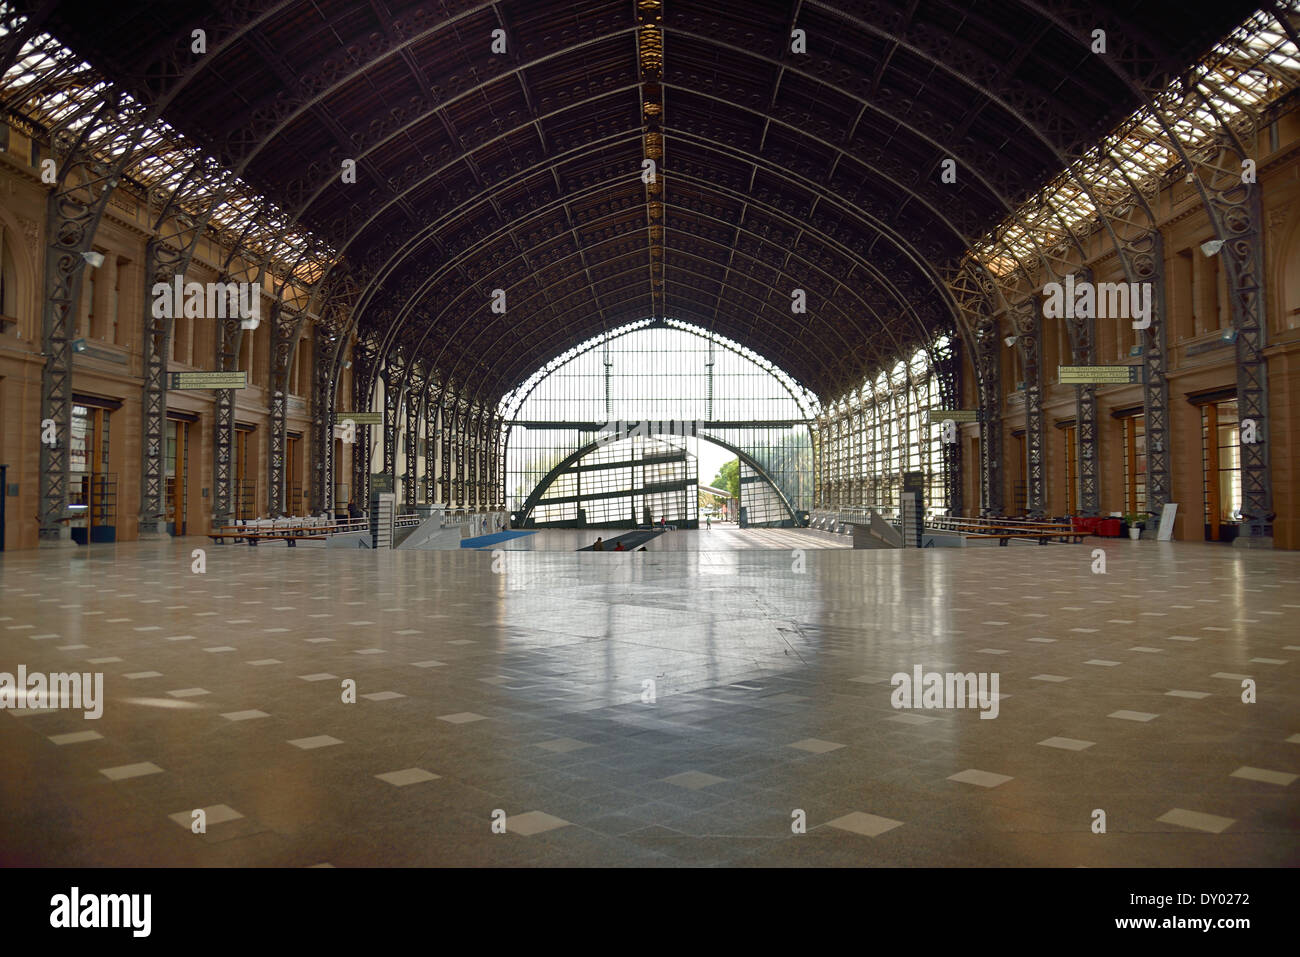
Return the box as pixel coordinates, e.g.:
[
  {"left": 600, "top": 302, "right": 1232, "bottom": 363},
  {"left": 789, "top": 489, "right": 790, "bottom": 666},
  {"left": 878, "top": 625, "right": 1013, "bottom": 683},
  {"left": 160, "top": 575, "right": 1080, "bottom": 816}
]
[
  {"left": 165, "top": 417, "right": 190, "bottom": 535},
  {"left": 70, "top": 403, "right": 116, "bottom": 543},
  {"left": 502, "top": 319, "right": 817, "bottom": 528},
  {"left": 514, "top": 432, "right": 798, "bottom": 529}
]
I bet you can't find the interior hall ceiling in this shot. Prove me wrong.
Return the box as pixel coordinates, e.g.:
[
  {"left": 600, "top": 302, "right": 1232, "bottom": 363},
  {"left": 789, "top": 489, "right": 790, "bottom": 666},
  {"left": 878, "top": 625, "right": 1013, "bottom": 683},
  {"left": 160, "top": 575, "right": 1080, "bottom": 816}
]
[{"left": 29, "top": 0, "right": 1261, "bottom": 404}]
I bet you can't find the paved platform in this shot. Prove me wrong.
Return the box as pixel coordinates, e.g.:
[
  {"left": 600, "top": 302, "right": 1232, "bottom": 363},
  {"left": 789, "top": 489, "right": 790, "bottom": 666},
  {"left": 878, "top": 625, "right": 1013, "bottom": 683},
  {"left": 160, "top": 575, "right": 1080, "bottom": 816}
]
[{"left": 0, "top": 539, "right": 1295, "bottom": 866}]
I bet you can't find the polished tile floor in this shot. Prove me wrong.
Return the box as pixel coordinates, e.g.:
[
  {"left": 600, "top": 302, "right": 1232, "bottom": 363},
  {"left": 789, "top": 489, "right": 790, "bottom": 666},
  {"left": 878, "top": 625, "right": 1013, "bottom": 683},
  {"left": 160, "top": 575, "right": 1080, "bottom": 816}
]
[
  {"left": 1, "top": 534, "right": 1296, "bottom": 866},
  {"left": 489, "top": 525, "right": 852, "bottom": 550}
]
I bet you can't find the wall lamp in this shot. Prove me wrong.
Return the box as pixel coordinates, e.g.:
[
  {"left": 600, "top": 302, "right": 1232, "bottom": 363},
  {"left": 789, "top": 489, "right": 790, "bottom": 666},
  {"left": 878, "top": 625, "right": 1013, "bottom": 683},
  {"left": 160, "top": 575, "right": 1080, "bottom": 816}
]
[
  {"left": 80, "top": 251, "right": 105, "bottom": 268},
  {"left": 1200, "top": 239, "right": 1225, "bottom": 257},
  {"left": 1004, "top": 335, "right": 1019, "bottom": 348}
]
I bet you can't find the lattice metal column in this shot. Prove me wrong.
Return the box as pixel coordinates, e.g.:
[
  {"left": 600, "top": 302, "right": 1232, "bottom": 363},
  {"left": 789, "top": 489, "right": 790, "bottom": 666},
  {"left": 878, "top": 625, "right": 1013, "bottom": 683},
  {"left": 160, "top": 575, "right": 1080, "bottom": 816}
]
[
  {"left": 489, "top": 416, "right": 504, "bottom": 509},
  {"left": 1219, "top": 186, "right": 1272, "bottom": 542},
  {"left": 211, "top": 254, "right": 265, "bottom": 526},
  {"left": 453, "top": 401, "right": 467, "bottom": 508},
  {"left": 439, "top": 394, "right": 452, "bottom": 504},
  {"left": 403, "top": 386, "right": 419, "bottom": 505},
  {"left": 267, "top": 301, "right": 302, "bottom": 517},
  {"left": 1062, "top": 267, "right": 1100, "bottom": 516},
  {"left": 811, "top": 417, "right": 825, "bottom": 508},
  {"left": 828, "top": 415, "right": 839, "bottom": 508},
  {"left": 935, "top": 336, "right": 963, "bottom": 516},
  {"left": 469, "top": 409, "right": 482, "bottom": 510},
  {"left": 138, "top": 239, "right": 179, "bottom": 538},
  {"left": 352, "top": 348, "right": 374, "bottom": 506},
  {"left": 866, "top": 394, "right": 878, "bottom": 506},
  {"left": 212, "top": 307, "right": 245, "bottom": 527},
  {"left": 427, "top": 389, "right": 441, "bottom": 503},
  {"left": 1011, "top": 298, "right": 1046, "bottom": 518},
  {"left": 851, "top": 395, "right": 864, "bottom": 507},
  {"left": 972, "top": 318, "right": 1003, "bottom": 516},
  {"left": 1128, "top": 232, "right": 1171, "bottom": 515},
  {"left": 381, "top": 366, "right": 399, "bottom": 480},
  {"left": 310, "top": 330, "right": 335, "bottom": 515}
]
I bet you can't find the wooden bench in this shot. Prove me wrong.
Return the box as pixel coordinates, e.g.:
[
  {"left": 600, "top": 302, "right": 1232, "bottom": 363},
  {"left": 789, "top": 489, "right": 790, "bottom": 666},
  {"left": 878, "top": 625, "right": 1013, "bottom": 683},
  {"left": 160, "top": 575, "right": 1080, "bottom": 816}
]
[
  {"left": 209, "top": 526, "right": 329, "bottom": 546},
  {"left": 966, "top": 527, "right": 1084, "bottom": 546}
]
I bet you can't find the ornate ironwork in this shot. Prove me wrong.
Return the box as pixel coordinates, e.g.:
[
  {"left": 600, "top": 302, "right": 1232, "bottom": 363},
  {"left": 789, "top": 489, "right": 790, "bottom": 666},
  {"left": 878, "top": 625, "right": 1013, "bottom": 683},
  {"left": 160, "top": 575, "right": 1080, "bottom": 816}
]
[
  {"left": 1010, "top": 297, "right": 1045, "bottom": 518},
  {"left": 310, "top": 329, "right": 335, "bottom": 515}
]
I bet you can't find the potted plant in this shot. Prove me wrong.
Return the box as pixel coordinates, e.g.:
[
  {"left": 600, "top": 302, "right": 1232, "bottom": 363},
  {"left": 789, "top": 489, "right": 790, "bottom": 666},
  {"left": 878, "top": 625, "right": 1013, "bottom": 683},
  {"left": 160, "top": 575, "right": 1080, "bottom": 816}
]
[{"left": 1122, "top": 512, "right": 1145, "bottom": 540}]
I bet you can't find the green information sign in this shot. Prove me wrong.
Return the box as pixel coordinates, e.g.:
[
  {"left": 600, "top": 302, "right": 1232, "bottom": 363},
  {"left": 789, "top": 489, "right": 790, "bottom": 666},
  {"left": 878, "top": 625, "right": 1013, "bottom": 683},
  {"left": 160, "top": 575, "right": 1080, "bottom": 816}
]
[
  {"left": 169, "top": 371, "right": 247, "bottom": 390},
  {"left": 335, "top": 412, "right": 383, "bottom": 426},
  {"left": 926, "top": 409, "right": 979, "bottom": 424},
  {"left": 1058, "top": 365, "right": 1142, "bottom": 385}
]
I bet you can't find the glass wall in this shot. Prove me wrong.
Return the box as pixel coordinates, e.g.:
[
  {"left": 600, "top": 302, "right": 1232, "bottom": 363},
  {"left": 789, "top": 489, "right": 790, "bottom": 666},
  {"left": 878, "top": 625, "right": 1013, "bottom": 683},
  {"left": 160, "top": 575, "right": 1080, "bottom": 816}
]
[
  {"left": 502, "top": 319, "right": 817, "bottom": 521},
  {"left": 815, "top": 337, "right": 954, "bottom": 513},
  {"left": 528, "top": 435, "right": 697, "bottom": 527}
]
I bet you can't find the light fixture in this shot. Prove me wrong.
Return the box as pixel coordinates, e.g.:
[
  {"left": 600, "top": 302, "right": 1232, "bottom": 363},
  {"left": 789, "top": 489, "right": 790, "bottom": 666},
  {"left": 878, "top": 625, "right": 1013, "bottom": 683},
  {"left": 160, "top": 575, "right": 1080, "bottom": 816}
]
[
  {"left": 1200, "top": 239, "right": 1225, "bottom": 257},
  {"left": 1221, "top": 328, "right": 1238, "bottom": 343},
  {"left": 81, "top": 251, "right": 105, "bottom": 268},
  {"left": 1004, "top": 335, "right": 1018, "bottom": 348},
  {"left": 71, "top": 338, "right": 88, "bottom": 353}
]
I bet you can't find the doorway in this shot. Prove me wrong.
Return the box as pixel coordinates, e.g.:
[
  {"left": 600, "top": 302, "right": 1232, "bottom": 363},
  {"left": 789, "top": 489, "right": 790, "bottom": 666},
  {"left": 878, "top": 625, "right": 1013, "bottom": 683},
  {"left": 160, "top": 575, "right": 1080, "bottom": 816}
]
[
  {"left": 70, "top": 403, "right": 116, "bottom": 543},
  {"left": 234, "top": 426, "right": 256, "bottom": 519},
  {"left": 286, "top": 433, "right": 302, "bottom": 515},
  {"left": 1011, "top": 432, "right": 1027, "bottom": 516},
  {"left": 165, "top": 417, "right": 191, "bottom": 535},
  {"left": 1201, "top": 399, "right": 1241, "bottom": 541},
  {"left": 1062, "top": 425, "right": 1078, "bottom": 515}
]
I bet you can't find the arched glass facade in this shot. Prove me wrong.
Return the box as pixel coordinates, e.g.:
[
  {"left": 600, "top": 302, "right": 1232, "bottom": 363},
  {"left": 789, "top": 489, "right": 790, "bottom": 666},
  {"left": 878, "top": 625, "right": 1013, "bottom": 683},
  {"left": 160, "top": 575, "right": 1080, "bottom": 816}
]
[{"left": 501, "top": 319, "right": 818, "bottom": 525}]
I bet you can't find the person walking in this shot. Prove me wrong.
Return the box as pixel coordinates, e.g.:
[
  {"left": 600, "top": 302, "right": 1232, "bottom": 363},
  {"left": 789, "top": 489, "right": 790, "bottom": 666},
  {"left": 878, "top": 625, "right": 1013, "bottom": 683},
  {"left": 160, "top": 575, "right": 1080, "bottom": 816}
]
[
  {"left": 614, "top": 541, "right": 625, "bottom": 551},
  {"left": 592, "top": 537, "right": 604, "bottom": 551},
  {"left": 705, "top": 514, "right": 711, "bottom": 530}
]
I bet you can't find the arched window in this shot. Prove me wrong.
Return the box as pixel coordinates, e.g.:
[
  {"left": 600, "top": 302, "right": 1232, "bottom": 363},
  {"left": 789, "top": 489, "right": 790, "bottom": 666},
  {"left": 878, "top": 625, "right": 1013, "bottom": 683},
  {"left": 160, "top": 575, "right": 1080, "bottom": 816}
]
[{"left": 501, "top": 319, "right": 818, "bottom": 526}]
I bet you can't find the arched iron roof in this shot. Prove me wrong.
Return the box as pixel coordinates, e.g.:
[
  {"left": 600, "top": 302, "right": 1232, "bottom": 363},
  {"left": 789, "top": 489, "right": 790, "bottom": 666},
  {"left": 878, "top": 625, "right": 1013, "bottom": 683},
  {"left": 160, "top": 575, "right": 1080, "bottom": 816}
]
[{"left": 17, "top": 0, "right": 1267, "bottom": 403}]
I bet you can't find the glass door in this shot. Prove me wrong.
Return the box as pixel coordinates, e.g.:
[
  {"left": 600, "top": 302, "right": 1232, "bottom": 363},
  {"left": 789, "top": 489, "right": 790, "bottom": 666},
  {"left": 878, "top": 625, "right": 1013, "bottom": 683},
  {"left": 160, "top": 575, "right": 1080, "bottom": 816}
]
[
  {"left": 1121, "top": 414, "right": 1147, "bottom": 516},
  {"left": 1201, "top": 400, "right": 1241, "bottom": 541},
  {"left": 69, "top": 404, "right": 116, "bottom": 543}
]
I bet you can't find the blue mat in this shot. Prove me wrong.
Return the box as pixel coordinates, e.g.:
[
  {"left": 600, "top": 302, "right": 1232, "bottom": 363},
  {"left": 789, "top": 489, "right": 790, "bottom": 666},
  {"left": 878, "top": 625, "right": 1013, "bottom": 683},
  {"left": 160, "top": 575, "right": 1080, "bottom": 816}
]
[{"left": 460, "top": 530, "right": 536, "bottom": 549}]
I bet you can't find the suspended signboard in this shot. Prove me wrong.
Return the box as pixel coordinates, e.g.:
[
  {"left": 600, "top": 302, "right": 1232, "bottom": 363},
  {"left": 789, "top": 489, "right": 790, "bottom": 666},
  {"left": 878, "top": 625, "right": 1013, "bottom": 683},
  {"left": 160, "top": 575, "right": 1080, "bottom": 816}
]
[
  {"left": 335, "top": 412, "right": 383, "bottom": 426},
  {"left": 1058, "top": 365, "right": 1142, "bottom": 385},
  {"left": 169, "top": 371, "right": 247, "bottom": 390},
  {"left": 925, "top": 409, "right": 979, "bottom": 424}
]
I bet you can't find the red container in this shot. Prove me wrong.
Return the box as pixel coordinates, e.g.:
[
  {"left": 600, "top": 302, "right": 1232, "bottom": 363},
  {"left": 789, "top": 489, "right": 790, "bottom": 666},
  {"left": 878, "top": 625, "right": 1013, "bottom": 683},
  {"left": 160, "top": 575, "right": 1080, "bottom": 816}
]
[{"left": 1098, "top": 518, "right": 1122, "bottom": 537}]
